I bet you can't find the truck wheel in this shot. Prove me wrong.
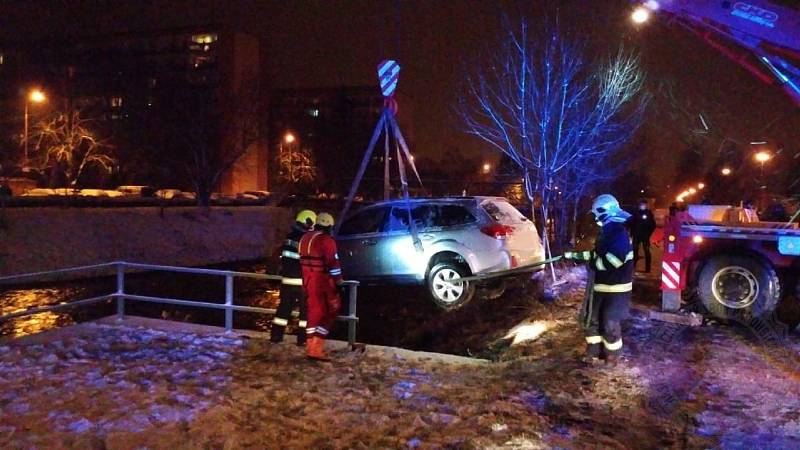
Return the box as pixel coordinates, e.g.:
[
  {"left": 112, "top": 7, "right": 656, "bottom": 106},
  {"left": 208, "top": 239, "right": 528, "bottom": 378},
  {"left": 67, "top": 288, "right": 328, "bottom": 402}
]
[
  {"left": 427, "top": 261, "right": 476, "bottom": 310},
  {"left": 697, "top": 254, "right": 781, "bottom": 319}
]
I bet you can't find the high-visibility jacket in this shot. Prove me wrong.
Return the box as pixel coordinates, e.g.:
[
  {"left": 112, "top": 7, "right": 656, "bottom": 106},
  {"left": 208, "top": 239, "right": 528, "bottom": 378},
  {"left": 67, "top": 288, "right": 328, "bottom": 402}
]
[
  {"left": 279, "top": 224, "right": 306, "bottom": 286},
  {"left": 298, "top": 231, "right": 343, "bottom": 284},
  {"left": 567, "top": 222, "right": 633, "bottom": 293}
]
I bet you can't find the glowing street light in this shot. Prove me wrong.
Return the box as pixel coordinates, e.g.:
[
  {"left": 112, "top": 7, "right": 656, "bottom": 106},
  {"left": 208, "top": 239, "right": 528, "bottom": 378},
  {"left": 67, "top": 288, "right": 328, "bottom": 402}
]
[
  {"left": 688, "top": 187, "right": 697, "bottom": 194},
  {"left": 698, "top": 183, "right": 705, "bottom": 190},
  {"left": 721, "top": 167, "right": 732, "bottom": 176},
  {"left": 754, "top": 151, "right": 771, "bottom": 163},
  {"left": 281, "top": 132, "right": 298, "bottom": 181},
  {"left": 631, "top": 7, "right": 651, "bottom": 24},
  {"left": 29, "top": 90, "right": 46, "bottom": 103},
  {"left": 482, "top": 162, "right": 491, "bottom": 174},
  {"left": 23, "top": 88, "right": 47, "bottom": 170}
]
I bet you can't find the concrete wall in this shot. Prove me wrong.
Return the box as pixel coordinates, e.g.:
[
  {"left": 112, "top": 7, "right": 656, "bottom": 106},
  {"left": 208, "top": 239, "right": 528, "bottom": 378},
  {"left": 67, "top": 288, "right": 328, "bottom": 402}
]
[{"left": 0, "top": 206, "right": 291, "bottom": 277}]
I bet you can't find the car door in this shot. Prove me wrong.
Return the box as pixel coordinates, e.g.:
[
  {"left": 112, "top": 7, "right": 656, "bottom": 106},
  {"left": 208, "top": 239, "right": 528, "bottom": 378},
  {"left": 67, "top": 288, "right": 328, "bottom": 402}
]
[
  {"left": 381, "top": 204, "right": 440, "bottom": 280},
  {"left": 335, "top": 206, "right": 389, "bottom": 280}
]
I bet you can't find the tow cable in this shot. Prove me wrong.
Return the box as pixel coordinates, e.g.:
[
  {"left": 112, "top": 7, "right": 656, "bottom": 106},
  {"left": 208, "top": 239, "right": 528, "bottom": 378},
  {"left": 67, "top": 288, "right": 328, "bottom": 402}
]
[{"left": 451, "top": 256, "right": 563, "bottom": 283}]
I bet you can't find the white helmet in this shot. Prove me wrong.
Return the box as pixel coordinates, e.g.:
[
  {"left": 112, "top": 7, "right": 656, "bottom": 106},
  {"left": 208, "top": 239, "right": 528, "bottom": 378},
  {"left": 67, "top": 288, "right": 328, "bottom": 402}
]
[{"left": 591, "top": 194, "right": 631, "bottom": 225}]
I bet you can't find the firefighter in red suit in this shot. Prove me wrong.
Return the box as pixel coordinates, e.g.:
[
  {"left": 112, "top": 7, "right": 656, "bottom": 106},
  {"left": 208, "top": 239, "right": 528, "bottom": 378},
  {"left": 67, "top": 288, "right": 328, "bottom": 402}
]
[{"left": 298, "top": 212, "right": 342, "bottom": 360}]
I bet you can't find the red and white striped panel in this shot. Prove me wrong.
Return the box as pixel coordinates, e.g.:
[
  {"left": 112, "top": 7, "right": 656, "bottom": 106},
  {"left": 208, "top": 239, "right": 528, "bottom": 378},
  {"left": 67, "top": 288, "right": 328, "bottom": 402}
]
[
  {"left": 661, "top": 261, "right": 681, "bottom": 290},
  {"left": 377, "top": 60, "right": 401, "bottom": 97}
]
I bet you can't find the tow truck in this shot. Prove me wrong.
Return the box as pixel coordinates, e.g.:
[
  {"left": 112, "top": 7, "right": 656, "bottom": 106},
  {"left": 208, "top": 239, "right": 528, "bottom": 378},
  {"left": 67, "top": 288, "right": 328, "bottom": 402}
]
[{"left": 632, "top": 0, "right": 800, "bottom": 318}]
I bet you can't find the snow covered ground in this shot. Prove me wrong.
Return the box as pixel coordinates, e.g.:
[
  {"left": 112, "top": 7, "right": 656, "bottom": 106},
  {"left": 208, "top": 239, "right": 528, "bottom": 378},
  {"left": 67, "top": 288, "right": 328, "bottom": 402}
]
[{"left": 0, "top": 268, "right": 798, "bottom": 449}]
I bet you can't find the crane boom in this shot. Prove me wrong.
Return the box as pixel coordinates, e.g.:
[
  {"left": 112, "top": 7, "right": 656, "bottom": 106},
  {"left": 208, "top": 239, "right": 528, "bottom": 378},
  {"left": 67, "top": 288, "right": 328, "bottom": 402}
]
[{"left": 639, "top": 0, "right": 800, "bottom": 105}]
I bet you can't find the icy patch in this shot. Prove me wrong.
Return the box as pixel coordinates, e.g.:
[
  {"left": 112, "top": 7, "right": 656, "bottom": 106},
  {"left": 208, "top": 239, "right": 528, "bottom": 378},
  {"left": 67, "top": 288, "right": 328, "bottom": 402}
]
[
  {"left": 0, "top": 323, "right": 243, "bottom": 442},
  {"left": 393, "top": 381, "right": 416, "bottom": 400},
  {"left": 66, "top": 418, "right": 93, "bottom": 434},
  {"left": 517, "top": 390, "right": 549, "bottom": 413}
]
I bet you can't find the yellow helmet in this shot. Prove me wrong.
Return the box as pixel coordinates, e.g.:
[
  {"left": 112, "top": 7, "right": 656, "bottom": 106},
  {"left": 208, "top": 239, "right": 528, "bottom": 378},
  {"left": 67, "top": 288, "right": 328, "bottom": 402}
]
[
  {"left": 316, "top": 212, "right": 335, "bottom": 227},
  {"left": 295, "top": 209, "right": 317, "bottom": 227}
]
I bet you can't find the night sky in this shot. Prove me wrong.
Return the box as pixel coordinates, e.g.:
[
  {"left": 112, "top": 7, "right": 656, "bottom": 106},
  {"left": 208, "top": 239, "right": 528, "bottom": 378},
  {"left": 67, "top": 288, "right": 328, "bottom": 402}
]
[{"left": 2, "top": 0, "right": 798, "bottom": 201}]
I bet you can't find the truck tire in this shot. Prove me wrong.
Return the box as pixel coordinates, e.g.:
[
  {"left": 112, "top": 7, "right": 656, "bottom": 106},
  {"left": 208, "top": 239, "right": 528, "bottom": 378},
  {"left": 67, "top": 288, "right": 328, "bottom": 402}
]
[
  {"left": 697, "top": 254, "right": 781, "bottom": 319},
  {"left": 427, "top": 261, "right": 476, "bottom": 310}
]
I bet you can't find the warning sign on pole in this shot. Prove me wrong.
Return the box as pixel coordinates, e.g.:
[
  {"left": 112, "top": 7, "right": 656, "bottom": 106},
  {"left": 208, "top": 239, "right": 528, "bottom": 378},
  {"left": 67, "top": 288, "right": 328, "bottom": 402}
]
[{"left": 377, "top": 60, "right": 400, "bottom": 97}]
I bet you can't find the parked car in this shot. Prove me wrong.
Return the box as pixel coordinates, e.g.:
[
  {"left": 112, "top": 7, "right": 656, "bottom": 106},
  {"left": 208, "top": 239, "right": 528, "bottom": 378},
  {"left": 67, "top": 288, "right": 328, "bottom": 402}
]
[
  {"left": 77, "top": 189, "right": 125, "bottom": 198},
  {"left": 336, "top": 196, "right": 545, "bottom": 309},
  {"left": 155, "top": 189, "right": 195, "bottom": 200},
  {"left": 240, "top": 190, "right": 271, "bottom": 200},
  {"left": 21, "top": 188, "right": 76, "bottom": 196},
  {"left": 116, "top": 185, "right": 155, "bottom": 197},
  {"left": 21, "top": 188, "right": 58, "bottom": 197}
]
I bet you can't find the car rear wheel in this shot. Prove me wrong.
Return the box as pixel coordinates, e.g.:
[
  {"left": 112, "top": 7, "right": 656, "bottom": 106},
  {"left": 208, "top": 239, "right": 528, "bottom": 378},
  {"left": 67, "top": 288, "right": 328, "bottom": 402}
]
[
  {"left": 697, "top": 254, "right": 780, "bottom": 320},
  {"left": 427, "top": 262, "right": 476, "bottom": 310}
]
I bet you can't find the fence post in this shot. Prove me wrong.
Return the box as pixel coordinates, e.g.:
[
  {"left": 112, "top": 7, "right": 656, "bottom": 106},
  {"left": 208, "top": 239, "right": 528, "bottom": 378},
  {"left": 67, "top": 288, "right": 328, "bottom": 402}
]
[
  {"left": 225, "top": 274, "right": 234, "bottom": 332},
  {"left": 116, "top": 262, "right": 125, "bottom": 320},
  {"left": 347, "top": 281, "right": 359, "bottom": 346}
]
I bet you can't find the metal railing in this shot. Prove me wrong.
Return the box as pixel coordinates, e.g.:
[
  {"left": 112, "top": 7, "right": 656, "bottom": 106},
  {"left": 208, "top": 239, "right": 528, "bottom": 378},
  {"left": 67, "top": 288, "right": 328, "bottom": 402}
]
[{"left": 0, "top": 261, "right": 360, "bottom": 345}]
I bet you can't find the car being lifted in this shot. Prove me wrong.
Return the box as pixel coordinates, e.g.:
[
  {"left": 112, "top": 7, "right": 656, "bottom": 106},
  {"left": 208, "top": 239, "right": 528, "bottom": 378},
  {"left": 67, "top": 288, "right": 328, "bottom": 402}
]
[{"left": 335, "top": 196, "right": 545, "bottom": 309}]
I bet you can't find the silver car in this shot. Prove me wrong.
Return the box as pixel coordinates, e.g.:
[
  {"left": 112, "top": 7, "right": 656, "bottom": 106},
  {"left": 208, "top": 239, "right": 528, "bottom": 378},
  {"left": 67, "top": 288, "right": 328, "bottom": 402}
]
[{"left": 336, "top": 196, "right": 545, "bottom": 309}]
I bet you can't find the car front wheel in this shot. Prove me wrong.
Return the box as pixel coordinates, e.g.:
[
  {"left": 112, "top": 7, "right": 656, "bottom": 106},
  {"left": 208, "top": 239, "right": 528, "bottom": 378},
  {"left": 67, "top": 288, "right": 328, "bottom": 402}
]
[{"left": 427, "top": 262, "right": 476, "bottom": 310}]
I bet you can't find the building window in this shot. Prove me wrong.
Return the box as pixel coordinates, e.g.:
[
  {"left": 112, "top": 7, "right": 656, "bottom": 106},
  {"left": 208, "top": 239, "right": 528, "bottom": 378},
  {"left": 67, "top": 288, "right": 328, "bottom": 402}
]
[
  {"left": 110, "top": 97, "right": 123, "bottom": 108},
  {"left": 0, "top": 53, "right": 4, "bottom": 65},
  {"left": 190, "top": 55, "right": 213, "bottom": 68},
  {"left": 308, "top": 108, "right": 320, "bottom": 117},
  {"left": 191, "top": 33, "right": 218, "bottom": 45}
]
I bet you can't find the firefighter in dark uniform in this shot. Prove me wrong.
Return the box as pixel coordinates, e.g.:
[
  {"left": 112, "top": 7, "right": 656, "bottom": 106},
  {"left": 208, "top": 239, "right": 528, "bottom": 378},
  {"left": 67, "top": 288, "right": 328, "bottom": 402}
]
[
  {"left": 270, "top": 209, "right": 316, "bottom": 345},
  {"left": 628, "top": 198, "right": 656, "bottom": 273},
  {"left": 565, "top": 194, "right": 634, "bottom": 364},
  {"left": 298, "top": 212, "right": 342, "bottom": 361}
]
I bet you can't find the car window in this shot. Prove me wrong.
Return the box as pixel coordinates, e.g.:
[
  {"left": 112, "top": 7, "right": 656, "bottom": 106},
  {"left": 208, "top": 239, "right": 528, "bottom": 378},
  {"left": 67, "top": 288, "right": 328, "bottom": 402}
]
[
  {"left": 437, "top": 205, "right": 477, "bottom": 227},
  {"left": 338, "top": 207, "right": 388, "bottom": 236},
  {"left": 385, "top": 205, "right": 439, "bottom": 232},
  {"left": 481, "top": 199, "right": 528, "bottom": 224}
]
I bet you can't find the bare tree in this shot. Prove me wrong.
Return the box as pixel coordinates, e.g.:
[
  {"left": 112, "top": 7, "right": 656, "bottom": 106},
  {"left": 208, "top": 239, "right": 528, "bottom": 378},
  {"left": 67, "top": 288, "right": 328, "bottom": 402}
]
[
  {"left": 162, "top": 78, "right": 264, "bottom": 208},
  {"left": 31, "top": 110, "right": 115, "bottom": 188},
  {"left": 459, "top": 20, "right": 647, "bottom": 259},
  {"left": 278, "top": 145, "right": 316, "bottom": 186}
]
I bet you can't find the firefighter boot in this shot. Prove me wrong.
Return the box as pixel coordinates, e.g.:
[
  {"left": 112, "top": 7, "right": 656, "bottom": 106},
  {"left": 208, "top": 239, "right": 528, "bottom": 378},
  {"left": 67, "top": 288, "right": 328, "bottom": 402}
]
[
  {"left": 269, "top": 323, "right": 285, "bottom": 344},
  {"left": 295, "top": 328, "right": 306, "bottom": 347},
  {"left": 581, "top": 343, "right": 602, "bottom": 366},
  {"left": 306, "top": 336, "right": 330, "bottom": 361}
]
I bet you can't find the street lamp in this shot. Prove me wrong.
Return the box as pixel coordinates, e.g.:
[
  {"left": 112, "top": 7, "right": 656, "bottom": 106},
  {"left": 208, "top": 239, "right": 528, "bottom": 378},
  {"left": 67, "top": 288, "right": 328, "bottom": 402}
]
[
  {"left": 754, "top": 151, "right": 771, "bottom": 163},
  {"left": 23, "top": 88, "right": 47, "bottom": 170},
  {"left": 281, "top": 132, "right": 298, "bottom": 182},
  {"left": 631, "top": 7, "right": 651, "bottom": 24},
  {"left": 754, "top": 150, "right": 771, "bottom": 183},
  {"left": 721, "top": 167, "right": 732, "bottom": 176},
  {"left": 698, "top": 182, "right": 705, "bottom": 190},
  {"left": 482, "top": 163, "right": 491, "bottom": 174}
]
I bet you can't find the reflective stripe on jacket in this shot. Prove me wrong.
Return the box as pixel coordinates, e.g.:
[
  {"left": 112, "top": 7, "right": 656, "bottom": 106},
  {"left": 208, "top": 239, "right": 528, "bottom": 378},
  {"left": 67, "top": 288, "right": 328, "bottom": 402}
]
[
  {"left": 298, "top": 231, "right": 343, "bottom": 283},
  {"left": 280, "top": 224, "right": 306, "bottom": 280},
  {"left": 592, "top": 222, "right": 634, "bottom": 288}
]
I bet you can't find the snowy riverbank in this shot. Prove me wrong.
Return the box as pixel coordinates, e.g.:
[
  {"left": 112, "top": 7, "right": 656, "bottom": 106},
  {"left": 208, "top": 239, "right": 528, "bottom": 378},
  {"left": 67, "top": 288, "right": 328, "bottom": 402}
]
[{"left": 1, "top": 269, "right": 798, "bottom": 449}]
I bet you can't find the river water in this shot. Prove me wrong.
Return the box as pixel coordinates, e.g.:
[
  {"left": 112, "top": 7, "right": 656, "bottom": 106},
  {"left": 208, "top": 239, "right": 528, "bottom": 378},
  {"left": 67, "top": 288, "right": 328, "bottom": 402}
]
[{"left": 0, "top": 260, "right": 283, "bottom": 339}]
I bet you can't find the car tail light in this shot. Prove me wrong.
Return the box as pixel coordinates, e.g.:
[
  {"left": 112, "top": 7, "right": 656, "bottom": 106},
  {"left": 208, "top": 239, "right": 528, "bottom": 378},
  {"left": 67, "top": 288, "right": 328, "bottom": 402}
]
[{"left": 481, "top": 224, "right": 514, "bottom": 239}]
